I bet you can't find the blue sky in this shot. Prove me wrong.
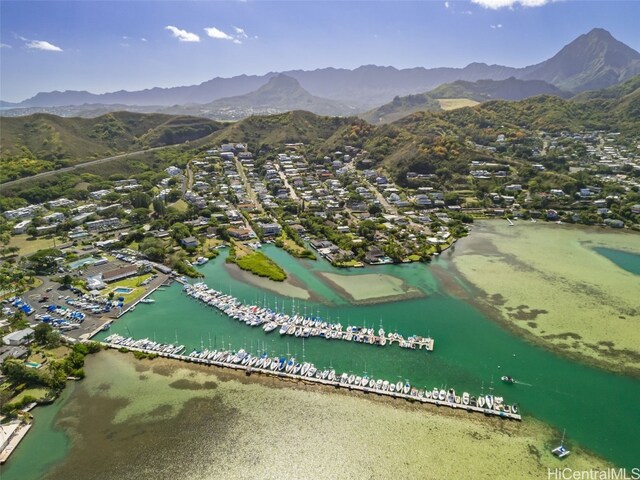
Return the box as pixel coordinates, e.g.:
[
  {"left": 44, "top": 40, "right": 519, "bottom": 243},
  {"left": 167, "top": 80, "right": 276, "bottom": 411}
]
[{"left": 1, "top": 1, "right": 639, "bottom": 102}]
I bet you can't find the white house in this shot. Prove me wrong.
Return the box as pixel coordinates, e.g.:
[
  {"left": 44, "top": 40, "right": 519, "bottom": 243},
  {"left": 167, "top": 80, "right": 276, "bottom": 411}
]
[{"left": 2, "top": 328, "right": 34, "bottom": 346}]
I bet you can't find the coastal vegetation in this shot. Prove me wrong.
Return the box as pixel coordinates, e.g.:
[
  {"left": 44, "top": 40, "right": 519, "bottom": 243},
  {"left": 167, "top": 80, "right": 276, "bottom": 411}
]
[
  {"left": 226, "top": 243, "right": 287, "bottom": 281},
  {"left": 0, "top": 327, "right": 102, "bottom": 417}
]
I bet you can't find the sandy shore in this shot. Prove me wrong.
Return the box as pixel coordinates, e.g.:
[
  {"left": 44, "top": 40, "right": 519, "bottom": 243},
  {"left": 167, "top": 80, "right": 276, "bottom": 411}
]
[
  {"left": 450, "top": 221, "right": 640, "bottom": 376},
  {"left": 225, "top": 262, "right": 316, "bottom": 301},
  {"left": 45, "top": 350, "right": 612, "bottom": 480},
  {"left": 317, "top": 271, "right": 424, "bottom": 304}
]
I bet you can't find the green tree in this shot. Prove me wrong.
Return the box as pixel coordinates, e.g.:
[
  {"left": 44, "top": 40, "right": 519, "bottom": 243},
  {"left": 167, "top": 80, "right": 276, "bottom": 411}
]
[
  {"left": 152, "top": 197, "right": 167, "bottom": 217},
  {"left": 129, "top": 208, "right": 151, "bottom": 225},
  {"left": 129, "top": 191, "right": 151, "bottom": 209},
  {"left": 28, "top": 248, "right": 62, "bottom": 274}
]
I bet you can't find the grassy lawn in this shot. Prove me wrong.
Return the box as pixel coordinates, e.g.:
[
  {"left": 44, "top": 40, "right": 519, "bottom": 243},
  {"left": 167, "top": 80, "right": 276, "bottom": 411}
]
[
  {"left": 108, "top": 273, "right": 153, "bottom": 303},
  {"left": 277, "top": 233, "right": 316, "bottom": 259},
  {"left": 169, "top": 199, "right": 189, "bottom": 212},
  {"left": 41, "top": 345, "right": 72, "bottom": 360},
  {"left": 27, "top": 352, "right": 47, "bottom": 364},
  {"left": 334, "top": 259, "right": 364, "bottom": 268},
  {"left": 8, "top": 234, "right": 66, "bottom": 257},
  {"left": 437, "top": 98, "right": 480, "bottom": 110},
  {"left": 11, "top": 387, "right": 50, "bottom": 403}
]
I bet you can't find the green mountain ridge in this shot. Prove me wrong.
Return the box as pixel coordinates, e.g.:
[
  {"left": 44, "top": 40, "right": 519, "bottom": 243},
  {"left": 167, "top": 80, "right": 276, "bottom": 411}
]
[
  {"left": 2, "top": 76, "right": 638, "bottom": 186},
  {"left": 0, "top": 112, "right": 222, "bottom": 182}
]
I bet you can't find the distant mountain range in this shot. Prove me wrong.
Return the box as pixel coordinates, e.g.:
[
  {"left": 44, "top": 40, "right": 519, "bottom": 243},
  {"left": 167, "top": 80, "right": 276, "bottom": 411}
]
[
  {"left": 162, "top": 74, "right": 357, "bottom": 119},
  {"left": 2, "top": 28, "right": 639, "bottom": 120},
  {"left": 2, "top": 74, "right": 638, "bottom": 185}
]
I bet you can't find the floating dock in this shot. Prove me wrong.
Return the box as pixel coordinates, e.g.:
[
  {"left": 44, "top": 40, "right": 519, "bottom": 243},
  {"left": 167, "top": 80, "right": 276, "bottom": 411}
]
[
  {"left": 183, "top": 282, "right": 435, "bottom": 352},
  {"left": 101, "top": 335, "right": 521, "bottom": 421}
]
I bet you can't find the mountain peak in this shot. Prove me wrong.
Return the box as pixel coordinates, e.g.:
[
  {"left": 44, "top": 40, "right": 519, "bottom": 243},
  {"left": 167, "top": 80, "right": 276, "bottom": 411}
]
[
  {"left": 522, "top": 28, "right": 640, "bottom": 92},
  {"left": 263, "top": 74, "right": 302, "bottom": 90},
  {"left": 585, "top": 27, "right": 615, "bottom": 41}
]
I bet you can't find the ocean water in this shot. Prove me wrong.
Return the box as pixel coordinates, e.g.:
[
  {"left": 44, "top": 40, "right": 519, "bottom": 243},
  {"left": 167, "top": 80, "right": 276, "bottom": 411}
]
[{"left": 3, "top": 222, "right": 640, "bottom": 478}]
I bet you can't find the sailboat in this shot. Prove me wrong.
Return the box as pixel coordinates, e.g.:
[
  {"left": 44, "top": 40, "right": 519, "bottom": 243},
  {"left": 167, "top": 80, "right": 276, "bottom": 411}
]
[{"left": 552, "top": 429, "right": 570, "bottom": 458}]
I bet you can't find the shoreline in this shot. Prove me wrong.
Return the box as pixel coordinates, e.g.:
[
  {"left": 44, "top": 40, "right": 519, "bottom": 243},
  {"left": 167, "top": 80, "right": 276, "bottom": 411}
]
[
  {"left": 315, "top": 271, "right": 425, "bottom": 305},
  {"left": 433, "top": 221, "right": 640, "bottom": 379},
  {"left": 431, "top": 262, "right": 640, "bottom": 379},
  {"left": 224, "top": 262, "right": 325, "bottom": 303},
  {"left": 44, "top": 349, "right": 614, "bottom": 479}
]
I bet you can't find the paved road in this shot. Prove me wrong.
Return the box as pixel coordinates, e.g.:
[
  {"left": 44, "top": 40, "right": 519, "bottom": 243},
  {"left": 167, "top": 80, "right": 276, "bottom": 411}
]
[{"left": 1, "top": 145, "right": 174, "bottom": 188}]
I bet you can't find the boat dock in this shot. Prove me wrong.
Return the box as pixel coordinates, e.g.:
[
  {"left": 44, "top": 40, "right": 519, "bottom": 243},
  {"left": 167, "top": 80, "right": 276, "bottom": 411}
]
[
  {"left": 101, "top": 335, "right": 521, "bottom": 421},
  {"left": 0, "top": 422, "right": 32, "bottom": 464},
  {"left": 183, "top": 282, "right": 435, "bottom": 352}
]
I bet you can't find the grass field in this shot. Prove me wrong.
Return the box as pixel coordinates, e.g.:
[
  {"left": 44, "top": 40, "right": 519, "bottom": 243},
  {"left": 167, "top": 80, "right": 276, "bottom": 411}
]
[
  {"left": 11, "top": 387, "right": 50, "bottom": 403},
  {"left": 8, "top": 234, "right": 65, "bottom": 257},
  {"left": 169, "top": 199, "right": 189, "bottom": 212},
  {"left": 438, "top": 98, "right": 480, "bottom": 110}
]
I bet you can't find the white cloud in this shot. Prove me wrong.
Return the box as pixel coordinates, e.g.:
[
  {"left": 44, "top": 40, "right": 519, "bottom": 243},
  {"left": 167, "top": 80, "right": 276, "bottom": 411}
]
[
  {"left": 204, "top": 27, "right": 234, "bottom": 41},
  {"left": 461, "top": 10, "right": 474, "bottom": 15},
  {"left": 141, "top": 38, "right": 148, "bottom": 42},
  {"left": 490, "top": 23, "right": 503, "bottom": 29},
  {"left": 0, "top": 43, "right": 11, "bottom": 49},
  {"left": 444, "top": 1, "right": 450, "bottom": 8},
  {"left": 165, "top": 25, "right": 200, "bottom": 42},
  {"left": 205, "top": 26, "right": 251, "bottom": 44},
  {"left": 233, "top": 26, "right": 247, "bottom": 38},
  {"left": 472, "top": 0, "right": 553, "bottom": 9},
  {"left": 26, "top": 40, "right": 63, "bottom": 52}
]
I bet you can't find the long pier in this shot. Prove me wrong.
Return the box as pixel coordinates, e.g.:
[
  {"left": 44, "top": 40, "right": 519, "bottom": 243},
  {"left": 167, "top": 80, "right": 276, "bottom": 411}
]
[
  {"left": 183, "top": 282, "right": 435, "bottom": 352},
  {"left": 101, "top": 337, "right": 521, "bottom": 421}
]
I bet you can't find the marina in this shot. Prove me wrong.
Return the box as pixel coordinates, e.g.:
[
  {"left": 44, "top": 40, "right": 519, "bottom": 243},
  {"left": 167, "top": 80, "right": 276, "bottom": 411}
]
[
  {"left": 183, "top": 282, "right": 435, "bottom": 351},
  {"left": 102, "top": 333, "right": 520, "bottom": 420}
]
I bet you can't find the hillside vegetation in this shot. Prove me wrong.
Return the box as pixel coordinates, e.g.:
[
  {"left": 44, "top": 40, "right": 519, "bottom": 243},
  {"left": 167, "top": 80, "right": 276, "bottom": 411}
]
[
  {"left": 0, "top": 112, "right": 222, "bottom": 182},
  {"left": 2, "top": 75, "right": 638, "bottom": 189}
]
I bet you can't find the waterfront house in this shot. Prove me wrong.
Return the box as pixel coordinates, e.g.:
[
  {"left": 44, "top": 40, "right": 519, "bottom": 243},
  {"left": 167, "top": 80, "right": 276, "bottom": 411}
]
[{"left": 180, "top": 236, "right": 200, "bottom": 248}]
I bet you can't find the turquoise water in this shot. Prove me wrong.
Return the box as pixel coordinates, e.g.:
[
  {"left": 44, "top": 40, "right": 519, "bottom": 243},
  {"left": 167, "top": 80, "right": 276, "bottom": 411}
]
[
  {"left": 593, "top": 247, "right": 640, "bottom": 275},
  {"left": 113, "top": 287, "right": 134, "bottom": 294},
  {"left": 6, "top": 239, "right": 640, "bottom": 477},
  {"left": 91, "top": 247, "right": 640, "bottom": 468},
  {"left": 0, "top": 384, "right": 74, "bottom": 480}
]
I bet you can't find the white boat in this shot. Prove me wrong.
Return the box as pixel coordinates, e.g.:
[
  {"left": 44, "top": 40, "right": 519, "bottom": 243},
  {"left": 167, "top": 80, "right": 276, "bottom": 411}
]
[
  {"left": 396, "top": 381, "right": 403, "bottom": 392},
  {"left": 552, "top": 430, "right": 570, "bottom": 458},
  {"left": 478, "top": 396, "right": 486, "bottom": 408},
  {"left": 140, "top": 298, "right": 155, "bottom": 304},
  {"left": 403, "top": 382, "right": 410, "bottom": 395},
  {"left": 485, "top": 395, "right": 494, "bottom": 410},
  {"left": 462, "top": 392, "right": 470, "bottom": 406},
  {"left": 438, "top": 389, "right": 446, "bottom": 401},
  {"left": 263, "top": 322, "right": 277, "bottom": 333}
]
